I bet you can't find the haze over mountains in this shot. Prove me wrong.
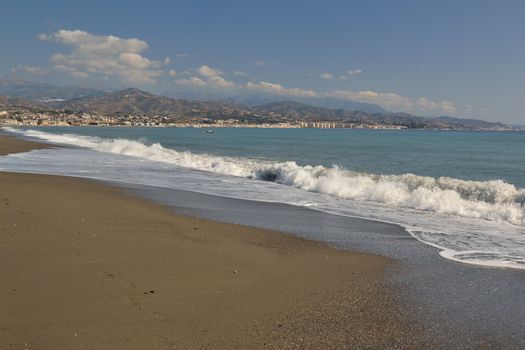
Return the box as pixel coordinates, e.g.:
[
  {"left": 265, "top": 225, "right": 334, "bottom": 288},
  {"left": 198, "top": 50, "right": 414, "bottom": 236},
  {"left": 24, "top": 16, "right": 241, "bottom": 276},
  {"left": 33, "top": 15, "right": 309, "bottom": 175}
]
[
  {"left": 165, "top": 88, "right": 387, "bottom": 113},
  {"left": 0, "top": 77, "right": 515, "bottom": 130},
  {"left": 0, "top": 76, "right": 105, "bottom": 102},
  {"left": 1, "top": 76, "right": 385, "bottom": 112}
]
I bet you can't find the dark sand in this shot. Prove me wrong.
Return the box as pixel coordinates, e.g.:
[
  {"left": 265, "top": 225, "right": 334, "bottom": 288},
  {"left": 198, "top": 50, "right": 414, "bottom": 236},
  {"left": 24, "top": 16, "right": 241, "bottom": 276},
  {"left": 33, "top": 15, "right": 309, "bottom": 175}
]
[
  {"left": 0, "top": 134, "right": 50, "bottom": 155},
  {"left": 0, "top": 135, "right": 426, "bottom": 349}
]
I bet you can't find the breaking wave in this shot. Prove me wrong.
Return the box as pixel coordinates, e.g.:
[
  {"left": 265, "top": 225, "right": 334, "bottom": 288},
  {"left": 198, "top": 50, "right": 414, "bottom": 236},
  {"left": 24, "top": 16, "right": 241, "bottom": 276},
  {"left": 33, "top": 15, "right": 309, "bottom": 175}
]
[{"left": 6, "top": 127, "right": 524, "bottom": 227}]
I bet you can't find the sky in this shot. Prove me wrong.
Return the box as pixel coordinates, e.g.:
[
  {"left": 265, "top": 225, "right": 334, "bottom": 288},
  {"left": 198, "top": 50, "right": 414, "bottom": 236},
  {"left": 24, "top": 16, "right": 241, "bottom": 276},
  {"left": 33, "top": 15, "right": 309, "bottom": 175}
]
[{"left": 1, "top": 0, "right": 524, "bottom": 123}]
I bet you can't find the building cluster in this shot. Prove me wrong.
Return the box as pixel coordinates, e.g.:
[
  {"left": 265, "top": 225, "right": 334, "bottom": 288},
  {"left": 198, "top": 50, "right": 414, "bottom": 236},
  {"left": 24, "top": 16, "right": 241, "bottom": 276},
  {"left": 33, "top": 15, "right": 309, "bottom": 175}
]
[
  {"left": 0, "top": 108, "right": 405, "bottom": 130},
  {"left": 0, "top": 109, "right": 300, "bottom": 128},
  {"left": 299, "top": 121, "right": 406, "bottom": 129}
]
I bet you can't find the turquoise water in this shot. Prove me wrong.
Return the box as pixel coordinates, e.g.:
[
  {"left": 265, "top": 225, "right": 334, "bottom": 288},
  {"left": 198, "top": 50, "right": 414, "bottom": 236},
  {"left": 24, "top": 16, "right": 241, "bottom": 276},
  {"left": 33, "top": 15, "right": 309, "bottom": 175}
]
[{"left": 27, "top": 127, "right": 525, "bottom": 187}]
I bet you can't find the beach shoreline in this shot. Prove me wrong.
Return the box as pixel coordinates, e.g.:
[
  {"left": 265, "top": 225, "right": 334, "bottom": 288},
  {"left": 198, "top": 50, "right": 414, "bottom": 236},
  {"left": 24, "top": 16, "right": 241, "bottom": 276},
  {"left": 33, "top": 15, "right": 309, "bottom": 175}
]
[
  {"left": 0, "top": 133, "right": 51, "bottom": 155},
  {"left": 0, "top": 134, "right": 427, "bottom": 349},
  {"left": 3, "top": 132, "right": 524, "bottom": 349}
]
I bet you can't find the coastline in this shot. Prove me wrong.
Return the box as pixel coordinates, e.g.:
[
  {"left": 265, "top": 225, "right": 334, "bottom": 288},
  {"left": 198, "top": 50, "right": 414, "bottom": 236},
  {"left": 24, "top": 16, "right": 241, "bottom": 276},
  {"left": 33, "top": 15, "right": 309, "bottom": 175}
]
[
  {"left": 0, "top": 133, "right": 51, "bottom": 155},
  {"left": 0, "top": 135, "right": 423, "bottom": 349},
  {"left": 3, "top": 132, "right": 525, "bottom": 349}
]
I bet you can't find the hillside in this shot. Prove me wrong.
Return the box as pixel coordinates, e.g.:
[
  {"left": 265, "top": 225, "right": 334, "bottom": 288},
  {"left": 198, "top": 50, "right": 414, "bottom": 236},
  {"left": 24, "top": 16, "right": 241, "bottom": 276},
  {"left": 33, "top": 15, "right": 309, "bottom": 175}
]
[
  {"left": 435, "top": 116, "right": 508, "bottom": 129},
  {"left": 56, "top": 88, "right": 256, "bottom": 121},
  {"left": 58, "top": 88, "right": 187, "bottom": 114},
  {"left": 0, "top": 96, "right": 49, "bottom": 110},
  {"left": 222, "top": 94, "right": 387, "bottom": 114},
  {"left": 55, "top": 90, "right": 514, "bottom": 129},
  {"left": 1, "top": 87, "right": 513, "bottom": 130},
  {"left": 252, "top": 101, "right": 509, "bottom": 129}
]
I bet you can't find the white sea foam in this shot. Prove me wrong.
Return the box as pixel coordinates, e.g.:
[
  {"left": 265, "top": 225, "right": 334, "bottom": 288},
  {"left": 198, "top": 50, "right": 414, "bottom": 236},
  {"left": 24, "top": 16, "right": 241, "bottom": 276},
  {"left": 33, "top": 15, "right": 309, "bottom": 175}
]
[
  {"left": 5, "top": 127, "right": 525, "bottom": 227},
  {"left": 3, "top": 127, "right": 525, "bottom": 269}
]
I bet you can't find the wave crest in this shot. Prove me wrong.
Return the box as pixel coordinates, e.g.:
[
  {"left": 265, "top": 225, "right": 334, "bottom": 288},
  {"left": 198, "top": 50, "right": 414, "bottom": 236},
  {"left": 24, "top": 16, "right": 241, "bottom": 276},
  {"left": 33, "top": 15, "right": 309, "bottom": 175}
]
[
  {"left": 254, "top": 164, "right": 524, "bottom": 224},
  {"left": 5, "top": 127, "right": 524, "bottom": 225}
]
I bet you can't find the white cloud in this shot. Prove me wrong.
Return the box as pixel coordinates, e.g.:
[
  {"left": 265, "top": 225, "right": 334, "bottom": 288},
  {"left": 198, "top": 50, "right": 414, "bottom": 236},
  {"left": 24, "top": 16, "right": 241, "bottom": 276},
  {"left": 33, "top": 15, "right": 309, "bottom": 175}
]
[
  {"left": 39, "top": 29, "right": 164, "bottom": 83},
  {"left": 328, "top": 90, "right": 413, "bottom": 111},
  {"left": 254, "top": 60, "right": 265, "bottom": 66},
  {"left": 12, "top": 65, "right": 48, "bottom": 75},
  {"left": 197, "top": 65, "right": 222, "bottom": 78},
  {"left": 328, "top": 90, "right": 456, "bottom": 114},
  {"left": 244, "top": 79, "right": 457, "bottom": 114},
  {"left": 246, "top": 81, "right": 317, "bottom": 97},
  {"left": 209, "top": 75, "right": 236, "bottom": 88},
  {"left": 175, "top": 53, "right": 188, "bottom": 59},
  {"left": 163, "top": 57, "right": 171, "bottom": 65},
  {"left": 415, "top": 97, "right": 456, "bottom": 114},
  {"left": 52, "top": 63, "right": 90, "bottom": 78},
  {"left": 177, "top": 76, "right": 207, "bottom": 87},
  {"left": 233, "top": 70, "right": 248, "bottom": 77},
  {"left": 322, "top": 68, "right": 362, "bottom": 81},
  {"left": 118, "top": 52, "right": 153, "bottom": 69},
  {"left": 347, "top": 68, "right": 363, "bottom": 75},
  {"left": 69, "top": 71, "right": 89, "bottom": 78},
  {"left": 168, "top": 69, "right": 177, "bottom": 77},
  {"left": 178, "top": 65, "right": 236, "bottom": 89},
  {"left": 173, "top": 64, "right": 457, "bottom": 115}
]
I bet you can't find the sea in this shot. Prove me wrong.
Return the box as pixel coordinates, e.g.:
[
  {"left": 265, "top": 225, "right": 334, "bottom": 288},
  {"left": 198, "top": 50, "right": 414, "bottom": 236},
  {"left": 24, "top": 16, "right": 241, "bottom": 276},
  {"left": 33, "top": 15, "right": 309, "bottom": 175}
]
[{"left": 2, "top": 126, "right": 524, "bottom": 270}]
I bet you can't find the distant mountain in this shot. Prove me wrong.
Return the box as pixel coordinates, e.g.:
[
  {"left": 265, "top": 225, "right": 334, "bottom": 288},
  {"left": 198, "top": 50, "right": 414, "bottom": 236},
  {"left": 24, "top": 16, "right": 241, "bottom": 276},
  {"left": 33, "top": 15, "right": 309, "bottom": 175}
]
[
  {"left": 253, "top": 101, "right": 360, "bottom": 119},
  {"left": 252, "top": 101, "right": 510, "bottom": 130},
  {"left": 252, "top": 101, "right": 425, "bottom": 127},
  {"left": 0, "top": 95, "right": 48, "bottom": 110},
  {"left": 163, "top": 89, "right": 236, "bottom": 102},
  {"left": 435, "top": 116, "right": 509, "bottom": 130},
  {"left": 56, "top": 88, "right": 253, "bottom": 120},
  {"left": 223, "top": 93, "right": 387, "bottom": 113},
  {"left": 59, "top": 88, "right": 185, "bottom": 114},
  {"left": 0, "top": 76, "right": 105, "bottom": 102},
  {"left": 3, "top": 86, "right": 510, "bottom": 130},
  {"left": 58, "top": 90, "right": 513, "bottom": 129},
  {"left": 0, "top": 77, "right": 515, "bottom": 130},
  {"left": 302, "top": 96, "right": 387, "bottom": 113},
  {"left": 161, "top": 87, "right": 386, "bottom": 114}
]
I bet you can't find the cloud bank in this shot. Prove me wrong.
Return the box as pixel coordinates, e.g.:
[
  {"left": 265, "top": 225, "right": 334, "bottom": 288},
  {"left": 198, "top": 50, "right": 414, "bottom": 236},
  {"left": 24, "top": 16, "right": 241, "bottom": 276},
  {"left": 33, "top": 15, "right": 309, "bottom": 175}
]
[
  {"left": 39, "top": 29, "right": 165, "bottom": 83},
  {"left": 246, "top": 81, "right": 317, "bottom": 98},
  {"left": 11, "top": 65, "right": 48, "bottom": 75},
  {"left": 177, "top": 66, "right": 456, "bottom": 114},
  {"left": 178, "top": 65, "right": 236, "bottom": 89},
  {"left": 328, "top": 90, "right": 456, "bottom": 114},
  {"left": 23, "top": 29, "right": 458, "bottom": 115}
]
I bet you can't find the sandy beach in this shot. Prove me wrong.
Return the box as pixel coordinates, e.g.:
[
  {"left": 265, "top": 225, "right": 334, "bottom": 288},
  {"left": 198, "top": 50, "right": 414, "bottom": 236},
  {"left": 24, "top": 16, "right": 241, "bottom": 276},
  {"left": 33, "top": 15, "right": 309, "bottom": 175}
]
[
  {"left": 0, "top": 135, "right": 425, "bottom": 349},
  {"left": 0, "top": 135, "right": 50, "bottom": 155}
]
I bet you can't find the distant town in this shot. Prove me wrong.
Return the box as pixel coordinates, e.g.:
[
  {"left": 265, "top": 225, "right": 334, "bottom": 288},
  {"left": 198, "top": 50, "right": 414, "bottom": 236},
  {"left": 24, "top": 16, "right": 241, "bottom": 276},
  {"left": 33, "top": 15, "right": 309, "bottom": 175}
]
[
  {"left": 0, "top": 108, "right": 409, "bottom": 129},
  {"left": 0, "top": 80, "right": 519, "bottom": 131}
]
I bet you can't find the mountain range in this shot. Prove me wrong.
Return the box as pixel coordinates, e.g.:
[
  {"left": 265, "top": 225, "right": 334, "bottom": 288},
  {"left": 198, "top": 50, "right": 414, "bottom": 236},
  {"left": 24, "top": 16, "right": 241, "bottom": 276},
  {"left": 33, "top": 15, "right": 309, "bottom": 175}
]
[
  {"left": 0, "top": 77, "right": 514, "bottom": 130},
  {"left": 166, "top": 89, "right": 387, "bottom": 113},
  {"left": 0, "top": 95, "right": 48, "bottom": 109}
]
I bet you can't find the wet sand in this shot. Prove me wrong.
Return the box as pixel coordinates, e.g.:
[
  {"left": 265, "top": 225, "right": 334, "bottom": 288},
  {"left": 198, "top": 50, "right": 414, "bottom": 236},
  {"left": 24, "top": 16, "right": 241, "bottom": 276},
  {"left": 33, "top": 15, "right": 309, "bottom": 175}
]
[
  {"left": 0, "top": 135, "right": 423, "bottom": 349},
  {"left": 0, "top": 134, "right": 50, "bottom": 155}
]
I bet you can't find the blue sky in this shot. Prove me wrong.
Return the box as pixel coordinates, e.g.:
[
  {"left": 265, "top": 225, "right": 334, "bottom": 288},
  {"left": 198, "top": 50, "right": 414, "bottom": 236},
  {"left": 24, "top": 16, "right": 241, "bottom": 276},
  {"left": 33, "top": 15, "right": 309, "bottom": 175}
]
[{"left": 1, "top": 0, "right": 524, "bottom": 123}]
